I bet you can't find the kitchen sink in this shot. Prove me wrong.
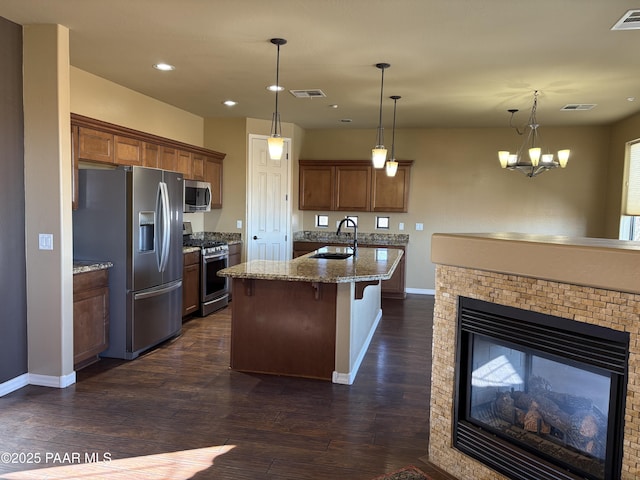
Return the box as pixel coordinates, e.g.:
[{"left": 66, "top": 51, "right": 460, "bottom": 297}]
[{"left": 310, "top": 252, "right": 353, "bottom": 260}]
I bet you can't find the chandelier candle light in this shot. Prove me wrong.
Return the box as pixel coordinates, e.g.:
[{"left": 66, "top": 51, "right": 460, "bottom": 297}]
[
  {"left": 386, "top": 95, "right": 401, "bottom": 177},
  {"left": 498, "top": 90, "right": 570, "bottom": 178},
  {"left": 372, "top": 63, "right": 391, "bottom": 168},
  {"left": 268, "top": 38, "right": 287, "bottom": 160}
]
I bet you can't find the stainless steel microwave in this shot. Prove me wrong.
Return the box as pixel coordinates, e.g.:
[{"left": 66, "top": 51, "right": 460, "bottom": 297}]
[{"left": 183, "top": 180, "right": 211, "bottom": 212}]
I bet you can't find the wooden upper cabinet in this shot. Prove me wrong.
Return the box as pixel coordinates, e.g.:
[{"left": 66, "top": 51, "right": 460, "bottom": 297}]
[
  {"left": 371, "top": 163, "right": 411, "bottom": 212},
  {"left": 142, "top": 142, "right": 160, "bottom": 168},
  {"left": 114, "top": 136, "right": 142, "bottom": 166},
  {"left": 299, "top": 164, "right": 334, "bottom": 210},
  {"left": 191, "top": 153, "right": 206, "bottom": 181},
  {"left": 204, "top": 157, "right": 223, "bottom": 209},
  {"left": 70, "top": 113, "right": 226, "bottom": 207},
  {"left": 298, "top": 160, "right": 412, "bottom": 213},
  {"left": 78, "top": 127, "right": 114, "bottom": 163},
  {"left": 177, "top": 150, "right": 192, "bottom": 178},
  {"left": 335, "top": 165, "right": 371, "bottom": 211},
  {"left": 159, "top": 146, "right": 178, "bottom": 172}
]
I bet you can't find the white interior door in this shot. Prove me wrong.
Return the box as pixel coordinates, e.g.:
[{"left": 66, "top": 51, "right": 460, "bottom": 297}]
[{"left": 247, "top": 135, "right": 291, "bottom": 261}]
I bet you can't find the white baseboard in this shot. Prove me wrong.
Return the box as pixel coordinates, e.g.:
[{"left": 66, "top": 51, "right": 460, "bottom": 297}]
[
  {"left": 0, "top": 373, "right": 29, "bottom": 397},
  {"left": 332, "top": 308, "right": 383, "bottom": 385},
  {"left": 405, "top": 288, "right": 435, "bottom": 296},
  {"left": 29, "top": 371, "right": 76, "bottom": 389}
]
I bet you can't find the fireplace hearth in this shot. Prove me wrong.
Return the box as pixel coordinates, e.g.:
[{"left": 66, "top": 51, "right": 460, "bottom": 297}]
[{"left": 454, "top": 297, "right": 629, "bottom": 480}]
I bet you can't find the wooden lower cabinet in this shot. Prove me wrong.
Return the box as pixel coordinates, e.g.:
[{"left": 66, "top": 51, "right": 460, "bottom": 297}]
[
  {"left": 73, "top": 269, "right": 109, "bottom": 370},
  {"left": 182, "top": 250, "right": 201, "bottom": 317},
  {"left": 292, "top": 241, "right": 406, "bottom": 299}
]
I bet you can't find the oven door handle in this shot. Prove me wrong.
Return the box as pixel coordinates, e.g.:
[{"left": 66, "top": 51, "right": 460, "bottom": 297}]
[{"left": 203, "top": 252, "right": 228, "bottom": 261}]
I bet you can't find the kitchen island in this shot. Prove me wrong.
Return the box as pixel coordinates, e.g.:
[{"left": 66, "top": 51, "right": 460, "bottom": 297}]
[{"left": 218, "top": 246, "right": 404, "bottom": 384}]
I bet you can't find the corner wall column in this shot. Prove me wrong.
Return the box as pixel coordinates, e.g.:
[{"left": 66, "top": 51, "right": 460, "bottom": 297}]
[{"left": 23, "top": 24, "right": 75, "bottom": 386}]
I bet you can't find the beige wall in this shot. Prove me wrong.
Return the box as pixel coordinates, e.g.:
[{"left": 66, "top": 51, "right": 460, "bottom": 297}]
[
  {"left": 70, "top": 67, "right": 204, "bottom": 146},
  {"left": 300, "top": 125, "right": 611, "bottom": 291},
  {"left": 606, "top": 111, "right": 640, "bottom": 236}
]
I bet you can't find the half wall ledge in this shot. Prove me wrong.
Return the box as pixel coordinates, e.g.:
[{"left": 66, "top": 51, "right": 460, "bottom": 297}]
[{"left": 431, "top": 232, "right": 640, "bottom": 295}]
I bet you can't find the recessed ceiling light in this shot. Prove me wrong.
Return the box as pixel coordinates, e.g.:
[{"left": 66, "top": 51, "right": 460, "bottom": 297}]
[
  {"left": 222, "top": 100, "right": 238, "bottom": 107},
  {"left": 329, "top": 104, "right": 339, "bottom": 109},
  {"left": 627, "top": 97, "right": 636, "bottom": 102},
  {"left": 267, "top": 85, "right": 285, "bottom": 92},
  {"left": 153, "top": 63, "right": 175, "bottom": 71}
]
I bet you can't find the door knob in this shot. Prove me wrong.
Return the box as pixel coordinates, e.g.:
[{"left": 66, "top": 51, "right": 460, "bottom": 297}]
[{"left": 253, "top": 235, "right": 261, "bottom": 240}]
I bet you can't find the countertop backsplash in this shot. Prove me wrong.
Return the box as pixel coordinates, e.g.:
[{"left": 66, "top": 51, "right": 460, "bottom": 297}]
[
  {"left": 293, "top": 230, "right": 409, "bottom": 246},
  {"left": 188, "top": 231, "right": 242, "bottom": 245}
]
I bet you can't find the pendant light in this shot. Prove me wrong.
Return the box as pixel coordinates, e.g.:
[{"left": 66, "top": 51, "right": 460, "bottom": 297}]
[
  {"left": 386, "top": 95, "right": 401, "bottom": 177},
  {"left": 372, "top": 63, "right": 390, "bottom": 168},
  {"left": 268, "top": 38, "right": 287, "bottom": 160}
]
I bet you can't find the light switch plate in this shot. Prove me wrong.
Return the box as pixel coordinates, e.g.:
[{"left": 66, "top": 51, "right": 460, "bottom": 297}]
[
  {"left": 399, "top": 222, "right": 405, "bottom": 231},
  {"left": 39, "top": 233, "right": 53, "bottom": 250},
  {"left": 415, "top": 223, "right": 424, "bottom": 231},
  {"left": 236, "top": 220, "right": 242, "bottom": 229}
]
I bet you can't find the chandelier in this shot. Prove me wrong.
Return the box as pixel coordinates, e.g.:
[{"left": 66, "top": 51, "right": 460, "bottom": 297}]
[
  {"left": 267, "top": 38, "right": 287, "bottom": 160},
  {"left": 498, "top": 91, "right": 570, "bottom": 178},
  {"left": 372, "top": 63, "right": 390, "bottom": 168}
]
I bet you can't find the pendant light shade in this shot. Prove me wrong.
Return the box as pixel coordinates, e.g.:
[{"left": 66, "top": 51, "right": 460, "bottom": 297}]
[
  {"left": 372, "top": 63, "right": 390, "bottom": 168},
  {"left": 386, "top": 95, "right": 401, "bottom": 177},
  {"left": 268, "top": 38, "right": 287, "bottom": 160}
]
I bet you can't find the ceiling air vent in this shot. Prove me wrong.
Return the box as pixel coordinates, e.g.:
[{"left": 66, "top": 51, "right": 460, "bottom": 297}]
[
  {"left": 561, "top": 104, "right": 597, "bottom": 111},
  {"left": 289, "top": 89, "right": 327, "bottom": 98},
  {"left": 611, "top": 9, "right": 640, "bottom": 30}
]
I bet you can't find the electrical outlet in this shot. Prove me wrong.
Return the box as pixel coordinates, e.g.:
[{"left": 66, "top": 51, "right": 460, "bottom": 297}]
[
  {"left": 399, "top": 222, "right": 405, "bottom": 231},
  {"left": 415, "top": 223, "right": 424, "bottom": 231}
]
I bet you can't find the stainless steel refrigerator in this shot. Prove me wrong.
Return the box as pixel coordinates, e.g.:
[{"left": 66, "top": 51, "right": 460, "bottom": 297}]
[{"left": 73, "top": 166, "right": 184, "bottom": 359}]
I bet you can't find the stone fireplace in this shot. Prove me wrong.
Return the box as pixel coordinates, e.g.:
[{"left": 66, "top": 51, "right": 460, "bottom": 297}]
[{"left": 429, "top": 233, "right": 639, "bottom": 480}]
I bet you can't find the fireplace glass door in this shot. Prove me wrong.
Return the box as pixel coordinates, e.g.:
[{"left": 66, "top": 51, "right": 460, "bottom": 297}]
[
  {"left": 469, "top": 335, "right": 611, "bottom": 476},
  {"left": 454, "top": 297, "right": 629, "bottom": 480}
]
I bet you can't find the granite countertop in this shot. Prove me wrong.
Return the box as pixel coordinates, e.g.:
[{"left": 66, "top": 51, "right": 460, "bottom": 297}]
[
  {"left": 73, "top": 261, "right": 113, "bottom": 274},
  {"left": 293, "top": 230, "right": 409, "bottom": 246},
  {"left": 218, "top": 246, "right": 403, "bottom": 283}
]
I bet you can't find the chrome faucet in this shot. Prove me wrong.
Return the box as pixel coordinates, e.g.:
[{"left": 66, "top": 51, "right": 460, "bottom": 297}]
[{"left": 336, "top": 218, "right": 358, "bottom": 255}]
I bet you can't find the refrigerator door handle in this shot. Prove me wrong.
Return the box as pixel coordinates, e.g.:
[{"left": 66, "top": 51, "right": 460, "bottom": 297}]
[
  {"left": 157, "top": 181, "right": 171, "bottom": 273},
  {"left": 134, "top": 279, "right": 182, "bottom": 301}
]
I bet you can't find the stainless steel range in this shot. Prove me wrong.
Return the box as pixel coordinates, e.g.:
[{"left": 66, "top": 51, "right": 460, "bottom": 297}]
[{"left": 183, "top": 222, "right": 229, "bottom": 315}]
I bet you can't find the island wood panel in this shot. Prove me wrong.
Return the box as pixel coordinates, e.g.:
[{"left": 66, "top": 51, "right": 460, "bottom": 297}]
[{"left": 230, "top": 278, "right": 337, "bottom": 380}]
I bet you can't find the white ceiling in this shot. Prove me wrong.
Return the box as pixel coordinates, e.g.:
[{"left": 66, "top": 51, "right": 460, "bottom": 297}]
[{"left": 1, "top": 0, "right": 639, "bottom": 129}]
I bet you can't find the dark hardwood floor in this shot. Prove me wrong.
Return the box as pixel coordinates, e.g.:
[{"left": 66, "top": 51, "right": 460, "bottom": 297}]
[{"left": 0, "top": 294, "right": 457, "bottom": 480}]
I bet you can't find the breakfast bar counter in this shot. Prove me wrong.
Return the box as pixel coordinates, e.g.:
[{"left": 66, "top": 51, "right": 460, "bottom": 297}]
[{"left": 218, "top": 246, "right": 403, "bottom": 384}]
